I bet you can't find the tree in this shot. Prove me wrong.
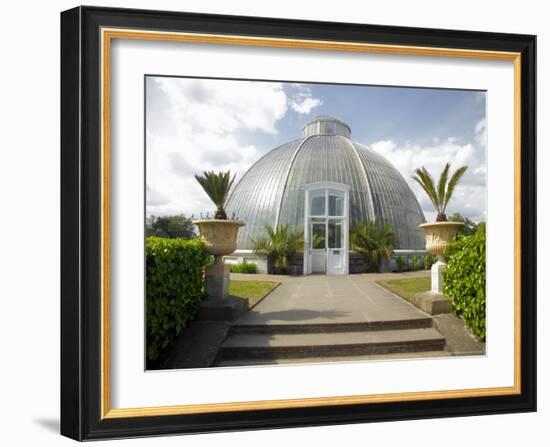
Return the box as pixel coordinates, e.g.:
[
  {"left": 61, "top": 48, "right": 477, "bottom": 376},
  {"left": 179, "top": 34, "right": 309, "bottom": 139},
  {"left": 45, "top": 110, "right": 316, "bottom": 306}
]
[
  {"left": 194, "top": 170, "right": 236, "bottom": 220},
  {"left": 411, "top": 163, "right": 468, "bottom": 222},
  {"left": 448, "top": 212, "right": 480, "bottom": 235},
  {"left": 350, "top": 219, "right": 395, "bottom": 272},
  {"left": 251, "top": 224, "right": 304, "bottom": 274},
  {"left": 146, "top": 215, "right": 195, "bottom": 239}
]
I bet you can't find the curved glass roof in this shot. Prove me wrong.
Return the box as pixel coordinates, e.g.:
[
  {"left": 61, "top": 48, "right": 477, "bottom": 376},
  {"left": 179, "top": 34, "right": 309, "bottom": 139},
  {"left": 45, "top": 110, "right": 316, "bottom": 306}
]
[{"left": 225, "top": 116, "right": 426, "bottom": 250}]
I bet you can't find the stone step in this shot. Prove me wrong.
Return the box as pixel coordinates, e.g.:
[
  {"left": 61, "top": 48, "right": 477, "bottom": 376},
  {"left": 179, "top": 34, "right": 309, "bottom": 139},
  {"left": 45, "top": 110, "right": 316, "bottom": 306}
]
[
  {"left": 230, "top": 317, "right": 433, "bottom": 335},
  {"left": 219, "top": 327, "right": 446, "bottom": 361},
  {"left": 215, "top": 350, "right": 450, "bottom": 367}
]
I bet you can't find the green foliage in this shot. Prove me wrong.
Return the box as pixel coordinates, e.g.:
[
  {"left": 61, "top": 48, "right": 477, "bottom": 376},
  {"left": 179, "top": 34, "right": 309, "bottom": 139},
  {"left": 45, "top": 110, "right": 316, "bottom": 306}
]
[
  {"left": 410, "top": 255, "right": 420, "bottom": 271},
  {"left": 229, "top": 280, "right": 279, "bottom": 307},
  {"left": 350, "top": 219, "right": 395, "bottom": 272},
  {"left": 396, "top": 255, "right": 406, "bottom": 273},
  {"left": 146, "top": 214, "right": 196, "bottom": 239},
  {"left": 230, "top": 260, "right": 257, "bottom": 274},
  {"left": 146, "top": 237, "right": 211, "bottom": 362},
  {"left": 252, "top": 224, "right": 304, "bottom": 274},
  {"left": 423, "top": 253, "right": 438, "bottom": 270},
  {"left": 411, "top": 163, "right": 468, "bottom": 221},
  {"left": 443, "top": 226, "right": 486, "bottom": 340},
  {"left": 194, "top": 170, "right": 236, "bottom": 219},
  {"left": 311, "top": 232, "right": 325, "bottom": 250},
  {"left": 448, "top": 212, "right": 482, "bottom": 236},
  {"left": 377, "top": 277, "right": 431, "bottom": 303}
]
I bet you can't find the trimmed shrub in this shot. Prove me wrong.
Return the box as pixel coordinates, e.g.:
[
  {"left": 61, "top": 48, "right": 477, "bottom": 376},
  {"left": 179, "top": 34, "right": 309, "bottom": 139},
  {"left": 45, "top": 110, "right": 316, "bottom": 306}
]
[
  {"left": 423, "top": 253, "right": 437, "bottom": 270},
  {"left": 230, "top": 260, "right": 257, "bottom": 274},
  {"left": 396, "top": 255, "right": 406, "bottom": 272},
  {"left": 410, "top": 256, "right": 420, "bottom": 271},
  {"left": 146, "top": 236, "right": 211, "bottom": 361},
  {"left": 443, "top": 226, "right": 486, "bottom": 340}
]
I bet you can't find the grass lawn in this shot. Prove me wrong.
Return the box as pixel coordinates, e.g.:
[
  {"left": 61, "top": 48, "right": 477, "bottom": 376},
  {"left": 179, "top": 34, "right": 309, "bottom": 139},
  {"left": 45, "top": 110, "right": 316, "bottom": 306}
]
[
  {"left": 377, "top": 277, "right": 431, "bottom": 304},
  {"left": 229, "top": 280, "right": 280, "bottom": 308}
]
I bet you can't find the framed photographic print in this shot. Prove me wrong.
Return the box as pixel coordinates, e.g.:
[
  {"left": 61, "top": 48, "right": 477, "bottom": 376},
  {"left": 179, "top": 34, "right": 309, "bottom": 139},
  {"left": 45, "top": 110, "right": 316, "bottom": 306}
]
[{"left": 60, "top": 5, "right": 536, "bottom": 441}]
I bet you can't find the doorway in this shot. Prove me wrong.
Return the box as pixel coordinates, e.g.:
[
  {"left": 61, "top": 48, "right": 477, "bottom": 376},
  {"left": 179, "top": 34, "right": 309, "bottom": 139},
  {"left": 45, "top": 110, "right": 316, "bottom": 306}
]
[{"left": 304, "top": 182, "right": 349, "bottom": 275}]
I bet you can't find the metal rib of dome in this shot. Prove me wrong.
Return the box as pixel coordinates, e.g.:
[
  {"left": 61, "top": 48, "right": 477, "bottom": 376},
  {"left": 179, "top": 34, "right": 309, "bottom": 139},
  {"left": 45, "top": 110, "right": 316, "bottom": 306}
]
[{"left": 225, "top": 116, "right": 426, "bottom": 250}]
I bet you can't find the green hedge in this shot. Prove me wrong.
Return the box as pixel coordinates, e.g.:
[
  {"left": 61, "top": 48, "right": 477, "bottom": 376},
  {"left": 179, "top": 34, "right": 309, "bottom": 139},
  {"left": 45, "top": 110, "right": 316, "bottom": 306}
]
[
  {"left": 423, "top": 253, "right": 437, "bottom": 270},
  {"left": 146, "top": 237, "right": 211, "bottom": 361},
  {"left": 396, "top": 255, "right": 407, "bottom": 272},
  {"left": 443, "top": 225, "right": 486, "bottom": 340},
  {"left": 230, "top": 261, "right": 257, "bottom": 274},
  {"left": 410, "top": 255, "right": 420, "bottom": 271}
]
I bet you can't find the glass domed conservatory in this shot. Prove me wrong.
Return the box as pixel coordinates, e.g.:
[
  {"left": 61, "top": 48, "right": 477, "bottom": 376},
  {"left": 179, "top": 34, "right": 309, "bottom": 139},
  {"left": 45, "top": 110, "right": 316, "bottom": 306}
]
[{"left": 225, "top": 115, "right": 426, "bottom": 275}]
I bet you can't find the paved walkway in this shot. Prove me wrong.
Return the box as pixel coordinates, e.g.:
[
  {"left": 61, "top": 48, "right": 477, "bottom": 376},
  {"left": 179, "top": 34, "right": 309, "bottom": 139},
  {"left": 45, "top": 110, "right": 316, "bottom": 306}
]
[
  {"left": 159, "top": 272, "right": 482, "bottom": 369},
  {"left": 231, "top": 270, "right": 429, "bottom": 283},
  {"left": 232, "top": 273, "right": 431, "bottom": 327}
]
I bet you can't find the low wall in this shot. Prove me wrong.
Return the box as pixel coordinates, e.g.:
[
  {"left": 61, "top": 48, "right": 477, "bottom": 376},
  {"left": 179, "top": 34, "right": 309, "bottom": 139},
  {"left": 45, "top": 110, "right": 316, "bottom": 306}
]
[
  {"left": 349, "top": 251, "right": 370, "bottom": 273},
  {"left": 226, "top": 249, "right": 427, "bottom": 274},
  {"left": 286, "top": 252, "right": 304, "bottom": 275},
  {"left": 390, "top": 249, "right": 428, "bottom": 272},
  {"left": 225, "top": 251, "right": 268, "bottom": 273}
]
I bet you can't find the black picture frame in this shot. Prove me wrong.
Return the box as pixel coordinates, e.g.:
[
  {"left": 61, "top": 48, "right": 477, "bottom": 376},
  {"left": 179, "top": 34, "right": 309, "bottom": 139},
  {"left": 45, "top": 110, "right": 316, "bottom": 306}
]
[{"left": 61, "top": 5, "right": 536, "bottom": 441}]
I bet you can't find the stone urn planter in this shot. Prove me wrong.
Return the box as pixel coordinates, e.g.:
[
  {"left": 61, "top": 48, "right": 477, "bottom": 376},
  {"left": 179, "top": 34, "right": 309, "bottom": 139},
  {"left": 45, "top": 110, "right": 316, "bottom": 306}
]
[
  {"left": 193, "top": 219, "right": 245, "bottom": 300},
  {"left": 416, "top": 221, "right": 463, "bottom": 314},
  {"left": 419, "top": 222, "right": 464, "bottom": 264}
]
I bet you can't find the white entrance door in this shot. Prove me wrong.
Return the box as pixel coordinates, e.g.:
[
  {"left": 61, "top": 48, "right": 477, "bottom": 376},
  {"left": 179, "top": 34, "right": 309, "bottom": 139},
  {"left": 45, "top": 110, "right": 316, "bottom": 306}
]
[
  {"left": 304, "top": 183, "right": 349, "bottom": 275},
  {"left": 327, "top": 218, "right": 345, "bottom": 274},
  {"left": 310, "top": 219, "right": 326, "bottom": 273}
]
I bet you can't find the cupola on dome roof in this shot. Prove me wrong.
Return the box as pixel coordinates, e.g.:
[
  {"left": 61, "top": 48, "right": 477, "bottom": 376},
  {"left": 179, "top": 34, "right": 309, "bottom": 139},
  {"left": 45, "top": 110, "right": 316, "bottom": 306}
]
[
  {"left": 302, "top": 115, "right": 351, "bottom": 138},
  {"left": 225, "top": 116, "right": 426, "bottom": 252}
]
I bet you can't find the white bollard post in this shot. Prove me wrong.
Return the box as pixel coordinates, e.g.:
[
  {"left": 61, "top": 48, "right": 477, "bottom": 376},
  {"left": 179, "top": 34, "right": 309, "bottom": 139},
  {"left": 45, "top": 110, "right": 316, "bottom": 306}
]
[{"left": 431, "top": 260, "right": 446, "bottom": 294}]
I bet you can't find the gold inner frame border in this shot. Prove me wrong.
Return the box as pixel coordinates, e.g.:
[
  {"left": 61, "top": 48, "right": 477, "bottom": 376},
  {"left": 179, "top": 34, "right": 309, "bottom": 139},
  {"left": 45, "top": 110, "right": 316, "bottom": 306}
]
[{"left": 100, "top": 27, "right": 522, "bottom": 419}]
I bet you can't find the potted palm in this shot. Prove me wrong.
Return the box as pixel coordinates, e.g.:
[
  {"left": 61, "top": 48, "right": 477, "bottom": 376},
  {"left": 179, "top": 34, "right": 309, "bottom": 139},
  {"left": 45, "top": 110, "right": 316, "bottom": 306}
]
[
  {"left": 413, "top": 163, "right": 467, "bottom": 264},
  {"left": 192, "top": 170, "right": 244, "bottom": 301},
  {"left": 251, "top": 224, "right": 304, "bottom": 275},
  {"left": 350, "top": 220, "right": 395, "bottom": 273},
  {"left": 412, "top": 163, "right": 467, "bottom": 313}
]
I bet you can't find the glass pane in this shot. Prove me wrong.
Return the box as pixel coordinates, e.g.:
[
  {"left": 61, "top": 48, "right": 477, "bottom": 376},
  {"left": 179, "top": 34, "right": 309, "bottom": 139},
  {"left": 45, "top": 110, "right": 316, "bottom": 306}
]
[
  {"left": 329, "top": 195, "right": 343, "bottom": 216},
  {"left": 328, "top": 219, "right": 343, "bottom": 249},
  {"left": 311, "top": 223, "right": 326, "bottom": 249},
  {"left": 311, "top": 195, "right": 325, "bottom": 215}
]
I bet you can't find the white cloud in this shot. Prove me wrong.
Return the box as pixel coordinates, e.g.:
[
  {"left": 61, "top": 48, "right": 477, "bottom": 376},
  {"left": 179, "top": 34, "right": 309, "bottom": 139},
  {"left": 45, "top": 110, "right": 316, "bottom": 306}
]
[
  {"left": 288, "top": 84, "right": 323, "bottom": 114},
  {"left": 146, "top": 126, "right": 260, "bottom": 217},
  {"left": 147, "top": 78, "right": 322, "bottom": 217},
  {"left": 475, "top": 117, "right": 487, "bottom": 149},
  {"left": 155, "top": 77, "right": 288, "bottom": 135},
  {"left": 146, "top": 185, "right": 169, "bottom": 207},
  {"left": 370, "top": 127, "right": 487, "bottom": 222}
]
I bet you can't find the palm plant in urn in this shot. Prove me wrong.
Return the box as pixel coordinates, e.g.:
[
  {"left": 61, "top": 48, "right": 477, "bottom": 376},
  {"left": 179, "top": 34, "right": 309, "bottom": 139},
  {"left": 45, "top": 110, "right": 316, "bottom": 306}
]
[
  {"left": 193, "top": 171, "right": 244, "bottom": 300},
  {"left": 412, "top": 163, "right": 467, "bottom": 310}
]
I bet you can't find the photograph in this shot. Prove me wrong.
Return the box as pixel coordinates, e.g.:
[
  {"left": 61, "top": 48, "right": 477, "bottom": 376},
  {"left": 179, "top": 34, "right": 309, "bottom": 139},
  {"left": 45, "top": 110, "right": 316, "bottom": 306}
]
[
  {"left": 145, "top": 76, "right": 488, "bottom": 370},
  {"left": 57, "top": 4, "right": 537, "bottom": 441}
]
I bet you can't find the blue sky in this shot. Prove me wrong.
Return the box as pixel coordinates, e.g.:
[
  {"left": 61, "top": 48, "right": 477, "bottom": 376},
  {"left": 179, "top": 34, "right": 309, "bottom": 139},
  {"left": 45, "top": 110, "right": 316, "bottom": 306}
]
[
  {"left": 146, "top": 77, "right": 486, "bottom": 222},
  {"left": 245, "top": 83, "right": 485, "bottom": 149}
]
